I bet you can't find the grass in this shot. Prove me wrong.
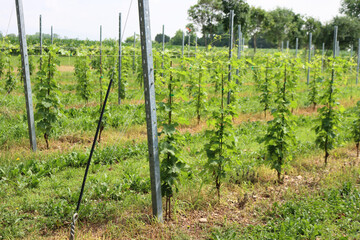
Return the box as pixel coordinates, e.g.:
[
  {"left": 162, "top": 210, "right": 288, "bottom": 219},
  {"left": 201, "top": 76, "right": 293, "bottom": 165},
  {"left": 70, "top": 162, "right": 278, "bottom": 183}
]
[
  {"left": 8, "top": 144, "right": 357, "bottom": 240},
  {"left": 211, "top": 166, "right": 360, "bottom": 239},
  {"left": 1, "top": 113, "right": 359, "bottom": 239},
  {"left": 0, "top": 48, "right": 359, "bottom": 239}
]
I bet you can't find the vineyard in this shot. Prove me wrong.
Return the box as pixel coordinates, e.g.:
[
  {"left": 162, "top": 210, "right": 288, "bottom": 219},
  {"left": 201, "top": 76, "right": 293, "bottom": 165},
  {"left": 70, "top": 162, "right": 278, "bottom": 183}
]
[{"left": 1, "top": 24, "right": 360, "bottom": 239}]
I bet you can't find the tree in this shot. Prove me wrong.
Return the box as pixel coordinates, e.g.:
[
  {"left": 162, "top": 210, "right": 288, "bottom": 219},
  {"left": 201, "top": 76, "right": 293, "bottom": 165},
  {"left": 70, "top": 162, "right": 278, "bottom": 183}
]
[
  {"left": 188, "top": 0, "right": 222, "bottom": 47},
  {"left": 170, "top": 30, "right": 184, "bottom": 45},
  {"left": 248, "top": 34, "right": 276, "bottom": 49},
  {"left": 206, "top": 23, "right": 229, "bottom": 47},
  {"left": 334, "top": 16, "right": 360, "bottom": 49},
  {"left": 185, "top": 23, "right": 198, "bottom": 46},
  {"left": 248, "top": 6, "right": 266, "bottom": 52},
  {"left": 286, "top": 13, "right": 305, "bottom": 48},
  {"left": 340, "top": 0, "right": 360, "bottom": 19},
  {"left": 186, "top": 23, "right": 196, "bottom": 33},
  {"left": 155, "top": 34, "right": 170, "bottom": 44},
  {"left": 263, "top": 8, "right": 303, "bottom": 48},
  {"left": 319, "top": 16, "right": 360, "bottom": 50},
  {"left": 221, "top": 0, "right": 250, "bottom": 36},
  {"left": 303, "top": 17, "right": 322, "bottom": 48}
]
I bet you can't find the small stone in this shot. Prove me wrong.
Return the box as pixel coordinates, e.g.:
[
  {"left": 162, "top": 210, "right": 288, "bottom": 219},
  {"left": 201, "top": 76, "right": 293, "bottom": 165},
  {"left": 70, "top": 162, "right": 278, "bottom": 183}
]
[
  {"left": 297, "top": 175, "right": 303, "bottom": 180},
  {"left": 262, "top": 193, "right": 271, "bottom": 198},
  {"left": 199, "top": 218, "right": 208, "bottom": 223}
]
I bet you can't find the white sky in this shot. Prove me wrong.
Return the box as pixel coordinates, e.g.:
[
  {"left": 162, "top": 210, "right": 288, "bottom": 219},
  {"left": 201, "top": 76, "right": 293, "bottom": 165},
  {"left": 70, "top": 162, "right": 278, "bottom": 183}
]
[{"left": 0, "top": 0, "right": 342, "bottom": 41}]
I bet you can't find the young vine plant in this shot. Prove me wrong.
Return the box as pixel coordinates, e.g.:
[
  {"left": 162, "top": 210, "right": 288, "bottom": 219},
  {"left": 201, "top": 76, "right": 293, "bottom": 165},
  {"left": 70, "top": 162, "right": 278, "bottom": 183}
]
[
  {"left": 90, "top": 48, "right": 103, "bottom": 108},
  {"left": 351, "top": 101, "right": 360, "bottom": 157},
  {"left": 204, "top": 59, "right": 237, "bottom": 201},
  {"left": 314, "top": 57, "right": 345, "bottom": 165},
  {"left": 74, "top": 49, "right": 92, "bottom": 103},
  {"left": 308, "top": 55, "right": 322, "bottom": 110},
  {"left": 34, "top": 45, "right": 61, "bottom": 149},
  {"left": 260, "top": 54, "right": 297, "bottom": 182},
  {"left": 158, "top": 61, "right": 186, "bottom": 219},
  {"left": 189, "top": 55, "right": 208, "bottom": 125},
  {"left": 0, "top": 49, "right": 5, "bottom": 79},
  {"left": 4, "top": 48, "right": 15, "bottom": 94},
  {"left": 254, "top": 55, "right": 273, "bottom": 119}
]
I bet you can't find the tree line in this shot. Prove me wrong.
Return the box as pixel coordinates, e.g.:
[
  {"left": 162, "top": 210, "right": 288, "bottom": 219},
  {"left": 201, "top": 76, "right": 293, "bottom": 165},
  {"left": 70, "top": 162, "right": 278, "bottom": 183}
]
[{"left": 160, "top": 0, "right": 360, "bottom": 51}]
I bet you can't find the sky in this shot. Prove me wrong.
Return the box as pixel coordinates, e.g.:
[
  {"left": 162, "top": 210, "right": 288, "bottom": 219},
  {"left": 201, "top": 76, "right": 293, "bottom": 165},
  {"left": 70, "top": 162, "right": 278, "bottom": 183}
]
[{"left": 0, "top": 0, "right": 343, "bottom": 41}]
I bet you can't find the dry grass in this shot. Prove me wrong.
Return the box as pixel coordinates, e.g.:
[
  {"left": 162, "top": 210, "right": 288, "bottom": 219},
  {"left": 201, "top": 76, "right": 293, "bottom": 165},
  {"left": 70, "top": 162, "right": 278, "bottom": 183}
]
[
  {"left": 0, "top": 95, "right": 357, "bottom": 160},
  {"left": 58, "top": 65, "right": 75, "bottom": 72}
]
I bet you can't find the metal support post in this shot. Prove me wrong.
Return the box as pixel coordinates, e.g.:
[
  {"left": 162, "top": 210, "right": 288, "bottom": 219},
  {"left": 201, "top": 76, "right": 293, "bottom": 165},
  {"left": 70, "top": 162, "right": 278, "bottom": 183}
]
[
  {"left": 181, "top": 31, "right": 185, "bottom": 57},
  {"left": 307, "top": 33, "right": 312, "bottom": 85},
  {"left": 350, "top": 44, "right": 353, "bottom": 73},
  {"left": 39, "top": 15, "right": 42, "bottom": 70},
  {"left": 162, "top": 25, "right": 165, "bottom": 53},
  {"left": 133, "top": 32, "right": 136, "bottom": 74},
  {"left": 138, "top": 0, "right": 163, "bottom": 221},
  {"left": 331, "top": 26, "right": 338, "bottom": 94},
  {"left": 322, "top": 43, "right": 325, "bottom": 73},
  {"left": 286, "top": 40, "right": 289, "bottom": 51},
  {"left": 357, "top": 39, "right": 360, "bottom": 84},
  {"left": 227, "top": 10, "right": 234, "bottom": 104},
  {"left": 334, "top": 27, "right": 338, "bottom": 58},
  {"left": 295, "top": 38, "right": 298, "bottom": 57},
  {"left": 15, "top": 0, "right": 37, "bottom": 151},
  {"left": 238, "top": 25, "right": 242, "bottom": 58},
  {"left": 236, "top": 25, "right": 241, "bottom": 84},
  {"left": 188, "top": 34, "right": 190, "bottom": 57},
  {"left": 99, "top": 25, "right": 103, "bottom": 109},
  {"left": 51, "top": 25, "right": 53, "bottom": 44},
  {"left": 118, "top": 13, "right": 122, "bottom": 104},
  {"left": 281, "top": 41, "right": 283, "bottom": 52},
  {"left": 240, "top": 37, "right": 242, "bottom": 52},
  {"left": 195, "top": 36, "right": 197, "bottom": 58},
  {"left": 161, "top": 25, "right": 165, "bottom": 77}
]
